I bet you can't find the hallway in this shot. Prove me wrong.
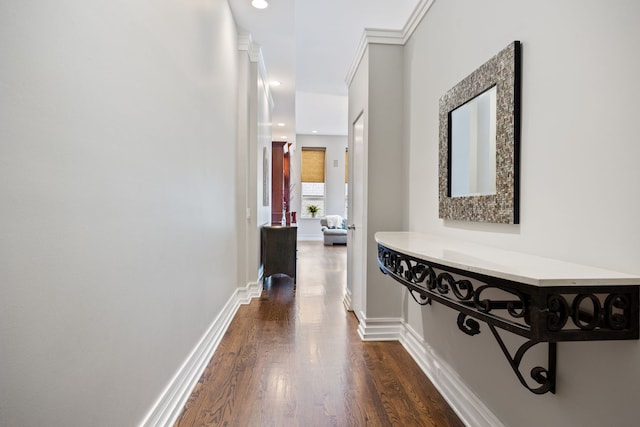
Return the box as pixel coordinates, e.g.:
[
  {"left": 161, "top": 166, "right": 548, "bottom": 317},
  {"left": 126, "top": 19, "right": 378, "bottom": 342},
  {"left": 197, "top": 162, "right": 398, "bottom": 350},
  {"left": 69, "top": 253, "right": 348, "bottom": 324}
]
[{"left": 175, "top": 242, "right": 462, "bottom": 426}]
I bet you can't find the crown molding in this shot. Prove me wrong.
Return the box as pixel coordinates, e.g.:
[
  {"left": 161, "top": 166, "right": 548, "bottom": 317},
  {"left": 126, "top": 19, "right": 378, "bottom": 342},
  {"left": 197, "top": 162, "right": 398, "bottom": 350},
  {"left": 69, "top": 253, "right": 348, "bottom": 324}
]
[
  {"left": 237, "top": 31, "right": 252, "bottom": 52},
  {"left": 237, "top": 31, "right": 261, "bottom": 62},
  {"left": 345, "top": 0, "right": 437, "bottom": 86},
  {"left": 402, "top": 0, "right": 436, "bottom": 43},
  {"left": 238, "top": 32, "right": 274, "bottom": 110},
  {"left": 363, "top": 28, "right": 405, "bottom": 45},
  {"left": 344, "top": 28, "right": 403, "bottom": 87}
]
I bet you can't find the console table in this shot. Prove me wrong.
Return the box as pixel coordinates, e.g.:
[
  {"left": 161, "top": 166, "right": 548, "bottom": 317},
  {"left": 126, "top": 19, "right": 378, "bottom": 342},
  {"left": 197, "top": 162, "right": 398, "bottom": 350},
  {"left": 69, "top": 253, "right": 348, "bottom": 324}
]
[
  {"left": 261, "top": 226, "right": 297, "bottom": 283},
  {"left": 376, "top": 232, "right": 639, "bottom": 394}
]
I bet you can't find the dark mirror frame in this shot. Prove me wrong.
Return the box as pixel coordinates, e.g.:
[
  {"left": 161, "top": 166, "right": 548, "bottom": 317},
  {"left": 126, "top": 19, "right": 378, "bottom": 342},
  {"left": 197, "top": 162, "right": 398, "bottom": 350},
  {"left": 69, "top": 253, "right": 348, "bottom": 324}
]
[{"left": 439, "top": 41, "right": 521, "bottom": 224}]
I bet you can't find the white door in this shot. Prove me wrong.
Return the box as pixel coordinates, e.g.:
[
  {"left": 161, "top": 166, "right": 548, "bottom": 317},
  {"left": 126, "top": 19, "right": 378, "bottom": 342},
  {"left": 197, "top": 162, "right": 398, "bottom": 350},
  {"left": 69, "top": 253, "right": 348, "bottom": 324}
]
[{"left": 348, "top": 112, "right": 366, "bottom": 320}]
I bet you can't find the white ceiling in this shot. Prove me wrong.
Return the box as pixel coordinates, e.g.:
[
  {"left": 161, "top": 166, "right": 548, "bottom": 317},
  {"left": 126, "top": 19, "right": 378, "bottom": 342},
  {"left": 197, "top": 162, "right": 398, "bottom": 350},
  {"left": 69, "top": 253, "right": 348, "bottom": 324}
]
[{"left": 228, "top": 0, "right": 418, "bottom": 143}]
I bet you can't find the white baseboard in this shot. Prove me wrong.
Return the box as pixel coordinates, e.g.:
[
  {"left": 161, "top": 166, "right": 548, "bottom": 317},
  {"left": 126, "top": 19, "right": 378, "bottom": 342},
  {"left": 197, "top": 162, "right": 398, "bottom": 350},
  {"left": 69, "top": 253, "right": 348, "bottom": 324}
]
[
  {"left": 343, "top": 287, "right": 352, "bottom": 311},
  {"left": 139, "top": 281, "right": 263, "bottom": 427},
  {"left": 236, "top": 281, "right": 262, "bottom": 304},
  {"left": 400, "top": 324, "right": 504, "bottom": 427},
  {"left": 356, "top": 315, "right": 404, "bottom": 341}
]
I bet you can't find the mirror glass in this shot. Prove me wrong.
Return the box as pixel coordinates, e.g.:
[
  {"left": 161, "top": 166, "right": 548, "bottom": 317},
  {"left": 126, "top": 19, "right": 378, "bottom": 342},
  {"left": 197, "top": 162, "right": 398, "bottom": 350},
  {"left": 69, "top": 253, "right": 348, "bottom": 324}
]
[{"left": 450, "top": 86, "right": 497, "bottom": 197}]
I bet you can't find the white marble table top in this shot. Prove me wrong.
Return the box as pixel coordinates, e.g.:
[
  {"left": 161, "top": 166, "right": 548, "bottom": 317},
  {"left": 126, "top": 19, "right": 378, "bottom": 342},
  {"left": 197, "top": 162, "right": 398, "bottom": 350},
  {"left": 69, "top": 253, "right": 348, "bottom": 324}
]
[{"left": 375, "top": 232, "right": 640, "bottom": 287}]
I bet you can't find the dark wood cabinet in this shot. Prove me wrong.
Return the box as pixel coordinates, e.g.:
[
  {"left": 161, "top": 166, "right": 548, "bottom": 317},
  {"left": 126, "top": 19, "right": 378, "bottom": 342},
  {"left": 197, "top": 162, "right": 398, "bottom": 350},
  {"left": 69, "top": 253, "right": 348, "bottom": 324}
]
[
  {"left": 261, "top": 226, "right": 297, "bottom": 283},
  {"left": 271, "top": 141, "right": 285, "bottom": 225},
  {"left": 271, "top": 141, "right": 292, "bottom": 225}
]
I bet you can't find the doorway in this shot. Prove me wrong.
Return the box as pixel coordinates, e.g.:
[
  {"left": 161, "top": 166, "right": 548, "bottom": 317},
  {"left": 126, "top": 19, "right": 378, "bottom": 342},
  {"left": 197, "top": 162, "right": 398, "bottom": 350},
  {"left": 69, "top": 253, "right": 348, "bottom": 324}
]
[{"left": 347, "top": 112, "right": 366, "bottom": 319}]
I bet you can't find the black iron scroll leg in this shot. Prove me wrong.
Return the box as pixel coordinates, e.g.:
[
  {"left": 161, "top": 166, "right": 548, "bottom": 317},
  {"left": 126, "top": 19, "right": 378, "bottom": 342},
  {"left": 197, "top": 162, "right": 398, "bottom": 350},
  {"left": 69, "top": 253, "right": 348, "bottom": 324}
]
[
  {"left": 409, "top": 289, "right": 431, "bottom": 306},
  {"left": 547, "top": 341, "right": 557, "bottom": 394},
  {"left": 488, "top": 324, "right": 557, "bottom": 395}
]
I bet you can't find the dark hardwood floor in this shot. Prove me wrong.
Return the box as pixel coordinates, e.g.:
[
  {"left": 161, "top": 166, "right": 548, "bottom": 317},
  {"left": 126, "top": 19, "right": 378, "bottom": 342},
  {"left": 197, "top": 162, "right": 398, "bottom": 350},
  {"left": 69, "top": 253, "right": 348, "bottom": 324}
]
[{"left": 175, "top": 242, "right": 463, "bottom": 426}]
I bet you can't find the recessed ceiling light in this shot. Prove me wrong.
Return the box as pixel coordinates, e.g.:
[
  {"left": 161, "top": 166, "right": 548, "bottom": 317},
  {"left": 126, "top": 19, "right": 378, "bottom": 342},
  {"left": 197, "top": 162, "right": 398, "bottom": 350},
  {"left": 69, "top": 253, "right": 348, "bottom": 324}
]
[
  {"left": 277, "top": 123, "right": 285, "bottom": 127},
  {"left": 251, "top": 0, "right": 268, "bottom": 10},
  {"left": 312, "top": 130, "right": 318, "bottom": 134},
  {"left": 270, "top": 81, "right": 281, "bottom": 87}
]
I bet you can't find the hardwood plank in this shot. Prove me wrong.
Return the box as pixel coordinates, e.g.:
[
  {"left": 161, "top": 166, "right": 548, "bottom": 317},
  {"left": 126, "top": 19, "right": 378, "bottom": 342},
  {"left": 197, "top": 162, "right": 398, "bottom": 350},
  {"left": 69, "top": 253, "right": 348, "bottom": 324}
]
[{"left": 175, "top": 242, "right": 463, "bottom": 427}]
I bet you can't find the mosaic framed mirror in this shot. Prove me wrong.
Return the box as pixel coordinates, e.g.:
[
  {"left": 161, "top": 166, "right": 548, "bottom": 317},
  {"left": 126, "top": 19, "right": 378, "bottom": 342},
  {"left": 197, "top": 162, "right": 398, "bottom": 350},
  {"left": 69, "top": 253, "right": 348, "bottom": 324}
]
[{"left": 439, "top": 41, "right": 522, "bottom": 224}]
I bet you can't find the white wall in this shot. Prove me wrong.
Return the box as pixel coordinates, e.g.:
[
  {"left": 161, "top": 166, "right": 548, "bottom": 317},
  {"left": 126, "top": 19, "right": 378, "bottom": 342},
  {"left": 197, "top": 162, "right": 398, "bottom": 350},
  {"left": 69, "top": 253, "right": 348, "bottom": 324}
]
[
  {"left": 366, "top": 44, "right": 409, "bottom": 318},
  {"left": 403, "top": 0, "right": 640, "bottom": 425},
  {"left": 347, "top": 48, "right": 370, "bottom": 314},
  {"left": 237, "top": 39, "right": 252, "bottom": 293},
  {"left": 348, "top": 43, "right": 407, "bottom": 321},
  {"left": 295, "top": 92, "right": 349, "bottom": 136},
  {"left": 0, "top": 1, "right": 240, "bottom": 425},
  {"left": 292, "top": 134, "right": 347, "bottom": 240},
  {"left": 256, "top": 75, "right": 274, "bottom": 230},
  {"left": 248, "top": 55, "right": 274, "bottom": 279},
  {"left": 237, "top": 36, "right": 272, "bottom": 295}
]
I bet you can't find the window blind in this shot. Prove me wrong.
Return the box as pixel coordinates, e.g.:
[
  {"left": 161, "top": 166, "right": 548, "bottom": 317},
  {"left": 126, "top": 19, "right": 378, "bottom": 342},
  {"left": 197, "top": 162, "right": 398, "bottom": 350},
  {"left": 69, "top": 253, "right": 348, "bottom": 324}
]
[{"left": 301, "top": 147, "right": 326, "bottom": 183}]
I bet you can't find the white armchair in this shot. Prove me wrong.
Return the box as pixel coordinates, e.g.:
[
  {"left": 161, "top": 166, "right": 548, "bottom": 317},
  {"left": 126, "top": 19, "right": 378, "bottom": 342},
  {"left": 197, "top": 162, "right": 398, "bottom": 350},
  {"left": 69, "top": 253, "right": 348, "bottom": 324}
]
[{"left": 319, "top": 215, "right": 347, "bottom": 246}]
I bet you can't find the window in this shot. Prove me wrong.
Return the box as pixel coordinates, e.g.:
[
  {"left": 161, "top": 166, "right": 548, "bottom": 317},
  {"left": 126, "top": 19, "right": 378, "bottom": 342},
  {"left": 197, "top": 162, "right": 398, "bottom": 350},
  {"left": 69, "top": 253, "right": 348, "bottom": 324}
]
[{"left": 301, "top": 147, "right": 325, "bottom": 218}]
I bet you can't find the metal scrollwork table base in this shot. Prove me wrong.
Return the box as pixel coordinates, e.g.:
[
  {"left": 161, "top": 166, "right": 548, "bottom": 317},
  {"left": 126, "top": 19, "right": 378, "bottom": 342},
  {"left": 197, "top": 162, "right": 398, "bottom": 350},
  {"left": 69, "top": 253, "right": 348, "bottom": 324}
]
[{"left": 376, "top": 232, "right": 639, "bottom": 395}]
